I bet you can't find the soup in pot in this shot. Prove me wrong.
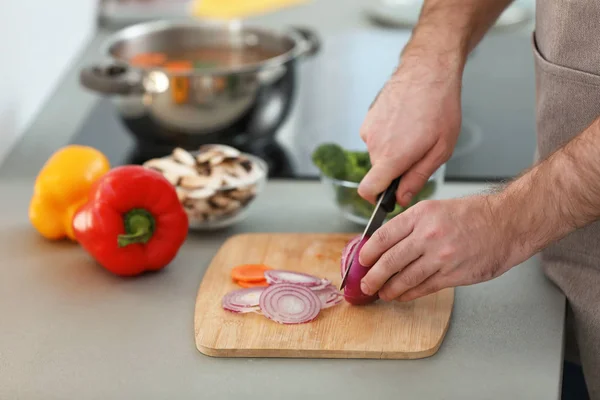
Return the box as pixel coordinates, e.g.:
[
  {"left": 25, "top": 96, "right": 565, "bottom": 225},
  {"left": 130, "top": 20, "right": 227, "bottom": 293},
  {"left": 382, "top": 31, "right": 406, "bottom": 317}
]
[{"left": 129, "top": 46, "right": 282, "bottom": 71}]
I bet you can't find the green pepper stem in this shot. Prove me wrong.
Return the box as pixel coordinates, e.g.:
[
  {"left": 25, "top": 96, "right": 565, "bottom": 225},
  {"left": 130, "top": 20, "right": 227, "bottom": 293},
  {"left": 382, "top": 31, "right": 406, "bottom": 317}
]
[{"left": 117, "top": 208, "right": 156, "bottom": 247}]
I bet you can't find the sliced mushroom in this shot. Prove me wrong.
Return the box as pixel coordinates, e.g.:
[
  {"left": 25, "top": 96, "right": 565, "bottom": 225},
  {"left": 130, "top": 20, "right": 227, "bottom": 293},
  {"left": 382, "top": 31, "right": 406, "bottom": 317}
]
[
  {"left": 223, "top": 199, "right": 242, "bottom": 213},
  {"left": 187, "top": 187, "right": 217, "bottom": 200},
  {"left": 209, "top": 154, "right": 225, "bottom": 166},
  {"left": 143, "top": 158, "right": 197, "bottom": 177},
  {"left": 191, "top": 199, "right": 212, "bottom": 214},
  {"left": 162, "top": 171, "right": 181, "bottom": 186},
  {"left": 199, "top": 144, "right": 241, "bottom": 158},
  {"left": 180, "top": 174, "right": 215, "bottom": 189},
  {"left": 222, "top": 174, "right": 246, "bottom": 188},
  {"left": 209, "top": 194, "right": 233, "bottom": 208},
  {"left": 209, "top": 165, "right": 227, "bottom": 186},
  {"left": 172, "top": 147, "right": 196, "bottom": 166},
  {"left": 195, "top": 151, "right": 216, "bottom": 164},
  {"left": 228, "top": 187, "right": 256, "bottom": 201},
  {"left": 221, "top": 160, "right": 249, "bottom": 178},
  {"left": 176, "top": 187, "right": 188, "bottom": 202}
]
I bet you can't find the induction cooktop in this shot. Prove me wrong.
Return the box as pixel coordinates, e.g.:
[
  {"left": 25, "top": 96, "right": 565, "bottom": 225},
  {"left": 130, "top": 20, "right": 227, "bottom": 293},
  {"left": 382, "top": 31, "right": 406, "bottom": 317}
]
[{"left": 69, "top": 29, "right": 537, "bottom": 181}]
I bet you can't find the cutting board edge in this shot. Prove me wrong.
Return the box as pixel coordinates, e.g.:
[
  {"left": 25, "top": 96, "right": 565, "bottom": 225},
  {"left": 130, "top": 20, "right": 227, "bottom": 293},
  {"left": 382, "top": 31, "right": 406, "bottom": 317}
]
[{"left": 195, "top": 340, "right": 447, "bottom": 360}]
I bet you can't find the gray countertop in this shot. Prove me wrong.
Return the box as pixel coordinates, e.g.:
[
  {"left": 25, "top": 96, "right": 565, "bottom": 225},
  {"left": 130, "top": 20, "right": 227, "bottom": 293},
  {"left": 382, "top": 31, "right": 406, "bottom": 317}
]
[
  {"left": 0, "top": 0, "right": 564, "bottom": 398},
  {"left": 0, "top": 179, "right": 565, "bottom": 399}
]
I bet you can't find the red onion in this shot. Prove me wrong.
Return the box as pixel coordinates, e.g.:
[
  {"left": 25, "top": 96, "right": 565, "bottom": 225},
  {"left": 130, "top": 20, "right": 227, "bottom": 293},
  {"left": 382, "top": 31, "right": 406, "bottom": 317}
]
[
  {"left": 264, "top": 270, "right": 329, "bottom": 288},
  {"left": 341, "top": 235, "right": 361, "bottom": 277},
  {"left": 222, "top": 287, "right": 264, "bottom": 313},
  {"left": 259, "top": 283, "right": 321, "bottom": 324},
  {"left": 342, "top": 235, "right": 379, "bottom": 306}
]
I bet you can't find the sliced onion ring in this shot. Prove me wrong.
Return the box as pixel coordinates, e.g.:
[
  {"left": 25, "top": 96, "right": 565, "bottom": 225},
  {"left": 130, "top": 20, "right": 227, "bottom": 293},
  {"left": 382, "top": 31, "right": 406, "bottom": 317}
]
[
  {"left": 309, "top": 281, "right": 333, "bottom": 291},
  {"left": 264, "top": 270, "right": 330, "bottom": 288},
  {"left": 222, "top": 287, "right": 265, "bottom": 313},
  {"left": 259, "top": 283, "right": 321, "bottom": 324}
]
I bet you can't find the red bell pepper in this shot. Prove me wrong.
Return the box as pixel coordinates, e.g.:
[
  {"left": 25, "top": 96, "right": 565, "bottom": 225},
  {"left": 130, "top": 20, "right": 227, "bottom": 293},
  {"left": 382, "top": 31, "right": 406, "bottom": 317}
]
[{"left": 72, "top": 165, "right": 189, "bottom": 276}]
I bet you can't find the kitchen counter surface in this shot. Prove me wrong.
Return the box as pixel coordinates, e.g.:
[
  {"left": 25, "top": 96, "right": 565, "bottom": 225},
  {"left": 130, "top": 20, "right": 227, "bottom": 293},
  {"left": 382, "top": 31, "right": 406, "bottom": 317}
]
[
  {"left": 0, "top": 179, "right": 565, "bottom": 399},
  {"left": 0, "top": 0, "right": 564, "bottom": 398}
]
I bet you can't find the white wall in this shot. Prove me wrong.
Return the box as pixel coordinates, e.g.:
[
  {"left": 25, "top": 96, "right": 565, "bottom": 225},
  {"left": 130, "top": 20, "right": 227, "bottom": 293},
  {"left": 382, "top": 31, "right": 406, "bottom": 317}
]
[{"left": 0, "top": 0, "right": 98, "bottom": 163}]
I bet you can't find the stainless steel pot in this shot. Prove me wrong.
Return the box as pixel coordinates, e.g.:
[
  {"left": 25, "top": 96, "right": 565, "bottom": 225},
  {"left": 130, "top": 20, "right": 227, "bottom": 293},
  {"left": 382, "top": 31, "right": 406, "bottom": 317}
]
[{"left": 79, "top": 20, "right": 320, "bottom": 147}]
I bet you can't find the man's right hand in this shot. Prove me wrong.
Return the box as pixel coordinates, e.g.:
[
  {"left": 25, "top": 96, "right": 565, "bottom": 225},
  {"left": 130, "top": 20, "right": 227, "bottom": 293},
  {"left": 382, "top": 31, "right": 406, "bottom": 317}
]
[{"left": 357, "top": 56, "right": 463, "bottom": 207}]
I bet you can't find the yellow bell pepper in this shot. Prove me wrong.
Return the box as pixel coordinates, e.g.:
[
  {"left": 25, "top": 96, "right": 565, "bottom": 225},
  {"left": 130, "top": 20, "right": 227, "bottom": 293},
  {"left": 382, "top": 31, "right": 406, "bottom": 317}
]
[{"left": 29, "top": 145, "right": 111, "bottom": 241}]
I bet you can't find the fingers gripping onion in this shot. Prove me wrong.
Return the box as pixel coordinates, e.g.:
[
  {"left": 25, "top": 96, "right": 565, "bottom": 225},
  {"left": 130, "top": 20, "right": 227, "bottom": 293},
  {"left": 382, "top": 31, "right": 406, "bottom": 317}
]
[
  {"left": 341, "top": 235, "right": 379, "bottom": 306},
  {"left": 259, "top": 283, "right": 322, "bottom": 324}
]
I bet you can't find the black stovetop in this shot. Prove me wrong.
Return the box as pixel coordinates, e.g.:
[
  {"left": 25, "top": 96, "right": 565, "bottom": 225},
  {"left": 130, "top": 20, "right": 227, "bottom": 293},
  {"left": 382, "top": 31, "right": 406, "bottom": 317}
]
[{"left": 70, "top": 29, "right": 537, "bottom": 181}]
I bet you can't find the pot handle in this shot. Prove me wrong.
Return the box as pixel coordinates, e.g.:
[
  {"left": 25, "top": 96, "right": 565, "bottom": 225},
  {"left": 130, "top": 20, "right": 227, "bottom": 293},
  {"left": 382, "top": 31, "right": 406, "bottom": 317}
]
[
  {"left": 79, "top": 62, "right": 143, "bottom": 96},
  {"left": 289, "top": 26, "right": 321, "bottom": 59}
]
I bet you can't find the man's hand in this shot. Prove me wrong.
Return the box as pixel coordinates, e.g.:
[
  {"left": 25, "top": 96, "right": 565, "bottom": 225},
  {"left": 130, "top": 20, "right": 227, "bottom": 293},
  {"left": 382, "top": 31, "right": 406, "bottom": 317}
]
[
  {"left": 357, "top": 0, "right": 515, "bottom": 207},
  {"left": 358, "top": 61, "right": 462, "bottom": 207},
  {"left": 358, "top": 195, "right": 515, "bottom": 302},
  {"left": 359, "top": 114, "right": 600, "bottom": 302}
]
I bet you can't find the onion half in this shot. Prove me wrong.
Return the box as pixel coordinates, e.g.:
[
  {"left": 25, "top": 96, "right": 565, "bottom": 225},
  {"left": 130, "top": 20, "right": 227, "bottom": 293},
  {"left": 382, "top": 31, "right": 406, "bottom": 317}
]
[
  {"left": 259, "top": 283, "right": 322, "bottom": 324},
  {"left": 341, "top": 235, "right": 361, "bottom": 277},
  {"left": 341, "top": 235, "right": 379, "bottom": 306}
]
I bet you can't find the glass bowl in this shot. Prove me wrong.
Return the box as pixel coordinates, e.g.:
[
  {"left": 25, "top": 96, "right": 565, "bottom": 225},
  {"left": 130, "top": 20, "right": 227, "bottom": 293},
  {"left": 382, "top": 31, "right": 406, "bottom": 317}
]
[
  {"left": 143, "top": 146, "right": 268, "bottom": 230},
  {"left": 320, "top": 164, "right": 446, "bottom": 225}
]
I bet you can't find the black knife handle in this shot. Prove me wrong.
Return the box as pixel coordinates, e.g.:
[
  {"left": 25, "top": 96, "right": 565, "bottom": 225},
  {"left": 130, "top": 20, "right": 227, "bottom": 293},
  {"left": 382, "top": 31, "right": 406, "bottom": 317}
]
[{"left": 379, "top": 177, "right": 401, "bottom": 213}]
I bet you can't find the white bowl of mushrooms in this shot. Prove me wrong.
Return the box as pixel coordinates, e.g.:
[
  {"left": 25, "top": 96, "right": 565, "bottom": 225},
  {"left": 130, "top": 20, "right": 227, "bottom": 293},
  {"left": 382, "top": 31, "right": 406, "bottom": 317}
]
[{"left": 143, "top": 144, "right": 268, "bottom": 230}]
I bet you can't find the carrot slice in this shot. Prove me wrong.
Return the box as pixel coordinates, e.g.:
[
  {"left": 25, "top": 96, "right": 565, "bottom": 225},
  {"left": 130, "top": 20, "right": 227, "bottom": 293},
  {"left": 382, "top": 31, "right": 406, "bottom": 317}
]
[
  {"left": 236, "top": 279, "right": 269, "bottom": 288},
  {"left": 129, "top": 52, "right": 167, "bottom": 67},
  {"left": 231, "top": 264, "right": 272, "bottom": 283},
  {"left": 164, "top": 60, "right": 193, "bottom": 72}
]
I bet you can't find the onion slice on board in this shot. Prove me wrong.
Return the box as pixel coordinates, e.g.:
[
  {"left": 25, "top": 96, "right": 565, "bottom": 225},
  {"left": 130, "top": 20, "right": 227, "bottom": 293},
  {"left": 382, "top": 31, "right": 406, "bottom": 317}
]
[
  {"left": 322, "top": 294, "right": 343, "bottom": 309},
  {"left": 259, "top": 283, "right": 322, "bottom": 324},
  {"left": 264, "top": 270, "right": 330, "bottom": 288},
  {"left": 314, "top": 284, "right": 341, "bottom": 306},
  {"left": 222, "top": 287, "right": 265, "bottom": 313}
]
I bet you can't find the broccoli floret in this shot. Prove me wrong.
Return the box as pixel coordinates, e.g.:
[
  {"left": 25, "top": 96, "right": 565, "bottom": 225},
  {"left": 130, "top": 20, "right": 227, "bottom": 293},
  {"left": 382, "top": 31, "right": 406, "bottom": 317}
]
[
  {"left": 311, "top": 143, "right": 348, "bottom": 180},
  {"left": 344, "top": 151, "right": 371, "bottom": 183},
  {"left": 311, "top": 143, "right": 373, "bottom": 182},
  {"left": 315, "top": 142, "right": 440, "bottom": 221},
  {"left": 347, "top": 151, "right": 371, "bottom": 169}
]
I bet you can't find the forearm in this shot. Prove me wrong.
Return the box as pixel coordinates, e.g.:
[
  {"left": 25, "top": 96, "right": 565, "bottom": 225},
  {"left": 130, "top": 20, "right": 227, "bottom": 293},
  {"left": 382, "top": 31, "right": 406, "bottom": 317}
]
[
  {"left": 492, "top": 117, "right": 600, "bottom": 263},
  {"left": 400, "top": 0, "right": 514, "bottom": 73}
]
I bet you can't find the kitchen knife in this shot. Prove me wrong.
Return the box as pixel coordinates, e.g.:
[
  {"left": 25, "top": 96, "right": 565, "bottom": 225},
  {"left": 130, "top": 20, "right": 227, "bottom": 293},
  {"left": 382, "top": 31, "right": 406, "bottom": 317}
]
[{"left": 339, "top": 176, "right": 401, "bottom": 290}]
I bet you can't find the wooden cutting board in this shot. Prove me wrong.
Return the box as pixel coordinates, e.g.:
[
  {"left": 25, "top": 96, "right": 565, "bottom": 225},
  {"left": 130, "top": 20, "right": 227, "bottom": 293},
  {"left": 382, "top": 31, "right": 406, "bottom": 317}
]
[{"left": 194, "top": 233, "right": 454, "bottom": 359}]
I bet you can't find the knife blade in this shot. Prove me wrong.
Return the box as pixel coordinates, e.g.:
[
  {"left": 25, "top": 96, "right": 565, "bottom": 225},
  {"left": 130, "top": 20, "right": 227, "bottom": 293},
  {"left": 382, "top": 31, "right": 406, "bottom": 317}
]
[{"left": 339, "top": 176, "right": 401, "bottom": 290}]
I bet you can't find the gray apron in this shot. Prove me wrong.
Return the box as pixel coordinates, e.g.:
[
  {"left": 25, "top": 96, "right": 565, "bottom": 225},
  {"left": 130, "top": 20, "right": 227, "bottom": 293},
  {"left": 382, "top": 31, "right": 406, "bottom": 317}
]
[{"left": 535, "top": 1, "right": 600, "bottom": 396}]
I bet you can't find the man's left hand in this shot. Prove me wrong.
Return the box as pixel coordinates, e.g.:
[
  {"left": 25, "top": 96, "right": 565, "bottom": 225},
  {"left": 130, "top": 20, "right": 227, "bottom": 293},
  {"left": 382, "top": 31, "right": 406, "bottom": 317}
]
[{"left": 358, "top": 195, "right": 514, "bottom": 302}]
